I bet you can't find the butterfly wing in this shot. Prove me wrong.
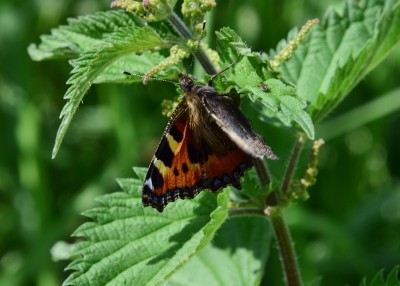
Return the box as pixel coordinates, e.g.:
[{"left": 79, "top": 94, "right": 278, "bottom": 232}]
[
  {"left": 203, "top": 147, "right": 253, "bottom": 191},
  {"left": 142, "top": 101, "right": 255, "bottom": 212},
  {"left": 142, "top": 75, "right": 277, "bottom": 212},
  {"left": 142, "top": 103, "right": 203, "bottom": 212},
  {"left": 202, "top": 93, "right": 278, "bottom": 160}
]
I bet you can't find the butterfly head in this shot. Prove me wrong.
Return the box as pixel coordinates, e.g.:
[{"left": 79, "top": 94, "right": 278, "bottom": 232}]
[{"left": 178, "top": 73, "right": 195, "bottom": 92}]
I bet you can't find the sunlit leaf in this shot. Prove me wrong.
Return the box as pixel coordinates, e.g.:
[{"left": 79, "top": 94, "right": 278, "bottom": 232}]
[
  {"left": 52, "top": 26, "right": 168, "bottom": 158},
  {"left": 215, "top": 28, "right": 315, "bottom": 140},
  {"left": 64, "top": 168, "right": 229, "bottom": 286},
  {"left": 28, "top": 10, "right": 144, "bottom": 60},
  {"left": 271, "top": 0, "right": 400, "bottom": 122}
]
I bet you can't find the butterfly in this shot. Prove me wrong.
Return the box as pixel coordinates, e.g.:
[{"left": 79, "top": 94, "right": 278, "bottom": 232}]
[{"left": 142, "top": 73, "right": 278, "bottom": 212}]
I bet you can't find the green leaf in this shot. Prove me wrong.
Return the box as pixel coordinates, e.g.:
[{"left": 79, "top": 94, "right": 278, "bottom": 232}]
[
  {"left": 52, "top": 25, "right": 169, "bottom": 158},
  {"left": 272, "top": 0, "right": 400, "bottom": 122},
  {"left": 167, "top": 216, "right": 272, "bottom": 286},
  {"left": 305, "top": 277, "right": 323, "bottom": 286},
  {"left": 239, "top": 169, "right": 269, "bottom": 204},
  {"left": 359, "top": 265, "right": 400, "bottom": 286},
  {"left": 93, "top": 52, "right": 179, "bottom": 84},
  {"left": 317, "top": 87, "right": 400, "bottom": 139},
  {"left": 64, "top": 167, "right": 229, "bottom": 286},
  {"left": 215, "top": 27, "right": 315, "bottom": 140},
  {"left": 28, "top": 10, "right": 144, "bottom": 61},
  {"left": 385, "top": 266, "right": 400, "bottom": 286}
]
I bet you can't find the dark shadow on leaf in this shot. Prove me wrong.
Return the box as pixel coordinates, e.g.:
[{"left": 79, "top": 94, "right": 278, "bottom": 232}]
[
  {"left": 212, "top": 216, "right": 271, "bottom": 264},
  {"left": 146, "top": 192, "right": 218, "bottom": 265},
  {"left": 247, "top": 56, "right": 268, "bottom": 80}
]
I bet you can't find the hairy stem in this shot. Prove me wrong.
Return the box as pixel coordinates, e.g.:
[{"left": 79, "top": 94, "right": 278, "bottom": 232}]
[
  {"left": 281, "top": 134, "right": 305, "bottom": 197},
  {"left": 266, "top": 134, "right": 305, "bottom": 286},
  {"left": 167, "top": 12, "right": 218, "bottom": 75},
  {"left": 254, "top": 158, "right": 272, "bottom": 187},
  {"left": 229, "top": 207, "right": 265, "bottom": 217},
  {"left": 271, "top": 213, "right": 302, "bottom": 286},
  {"left": 258, "top": 155, "right": 302, "bottom": 286},
  {"left": 252, "top": 116, "right": 303, "bottom": 286}
]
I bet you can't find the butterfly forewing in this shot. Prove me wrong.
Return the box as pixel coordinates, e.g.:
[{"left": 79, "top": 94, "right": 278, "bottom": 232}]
[
  {"left": 143, "top": 105, "right": 202, "bottom": 212},
  {"left": 202, "top": 93, "right": 277, "bottom": 160}
]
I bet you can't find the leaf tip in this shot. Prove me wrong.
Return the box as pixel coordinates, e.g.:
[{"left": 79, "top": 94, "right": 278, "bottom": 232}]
[{"left": 51, "top": 147, "right": 59, "bottom": 159}]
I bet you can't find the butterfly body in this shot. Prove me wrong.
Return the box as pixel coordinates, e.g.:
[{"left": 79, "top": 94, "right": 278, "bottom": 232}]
[{"left": 142, "top": 73, "right": 277, "bottom": 212}]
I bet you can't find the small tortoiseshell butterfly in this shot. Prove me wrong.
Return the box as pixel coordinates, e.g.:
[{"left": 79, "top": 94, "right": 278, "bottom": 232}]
[{"left": 142, "top": 72, "right": 278, "bottom": 212}]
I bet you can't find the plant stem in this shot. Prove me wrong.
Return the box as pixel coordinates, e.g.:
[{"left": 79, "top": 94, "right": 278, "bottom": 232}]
[
  {"left": 281, "top": 134, "right": 305, "bottom": 197},
  {"left": 229, "top": 207, "right": 265, "bottom": 216},
  {"left": 271, "top": 212, "right": 302, "bottom": 286},
  {"left": 167, "top": 12, "right": 218, "bottom": 75},
  {"left": 254, "top": 158, "right": 272, "bottom": 187},
  {"left": 257, "top": 153, "right": 302, "bottom": 286},
  {"left": 266, "top": 134, "right": 305, "bottom": 286}
]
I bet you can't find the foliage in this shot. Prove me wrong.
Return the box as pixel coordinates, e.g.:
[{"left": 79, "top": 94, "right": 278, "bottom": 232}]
[
  {"left": 271, "top": 0, "right": 400, "bottom": 123},
  {"left": 1, "top": 0, "right": 399, "bottom": 285},
  {"left": 359, "top": 266, "right": 400, "bottom": 286},
  {"left": 65, "top": 169, "right": 230, "bottom": 285},
  {"left": 29, "top": 0, "right": 400, "bottom": 285}
]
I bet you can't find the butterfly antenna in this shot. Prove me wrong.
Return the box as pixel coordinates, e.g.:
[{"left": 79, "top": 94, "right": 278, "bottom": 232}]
[
  {"left": 189, "top": 21, "right": 207, "bottom": 71},
  {"left": 208, "top": 55, "right": 243, "bottom": 86},
  {"left": 123, "top": 71, "right": 177, "bottom": 85}
]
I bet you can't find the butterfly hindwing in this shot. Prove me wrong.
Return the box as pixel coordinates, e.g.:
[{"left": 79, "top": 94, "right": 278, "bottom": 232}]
[{"left": 203, "top": 148, "right": 253, "bottom": 190}]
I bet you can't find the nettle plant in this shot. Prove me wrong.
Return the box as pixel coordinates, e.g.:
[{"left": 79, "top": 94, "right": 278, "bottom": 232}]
[{"left": 29, "top": 0, "right": 400, "bottom": 285}]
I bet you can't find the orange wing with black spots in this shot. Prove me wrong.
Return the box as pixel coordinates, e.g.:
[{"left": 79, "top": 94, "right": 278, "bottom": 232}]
[
  {"left": 142, "top": 112, "right": 253, "bottom": 212},
  {"left": 203, "top": 148, "right": 253, "bottom": 190},
  {"left": 142, "top": 114, "right": 202, "bottom": 212}
]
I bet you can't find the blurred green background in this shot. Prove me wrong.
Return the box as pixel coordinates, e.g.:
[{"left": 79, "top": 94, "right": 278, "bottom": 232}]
[{"left": 0, "top": 0, "right": 399, "bottom": 285}]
